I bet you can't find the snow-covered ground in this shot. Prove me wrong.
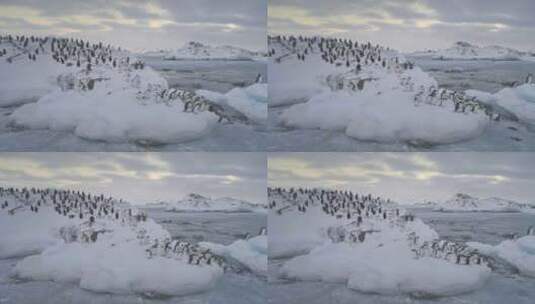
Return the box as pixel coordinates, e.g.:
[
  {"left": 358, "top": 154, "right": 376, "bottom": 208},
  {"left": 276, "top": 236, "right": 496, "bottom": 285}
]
[
  {"left": 267, "top": 35, "right": 535, "bottom": 151},
  {"left": 0, "top": 35, "right": 267, "bottom": 151},
  {"left": 143, "top": 41, "right": 266, "bottom": 61},
  {"left": 147, "top": 193, "right": 267, "bottom": 213},
  {"left": 0, "top": 187, "right": 267, "bottom": 303}
]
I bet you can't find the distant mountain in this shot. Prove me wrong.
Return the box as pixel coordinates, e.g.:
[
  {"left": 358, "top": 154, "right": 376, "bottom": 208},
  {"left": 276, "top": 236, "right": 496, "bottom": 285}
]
[
  {"left": 147, "top": 193, "right": 266, "bottom": 213},
  {"left": 432, "top": 193, "right": 534, "bottom": 212},
  {"left": 143, "top": 41, "right": 265, "bottom": 61},
  {"left": 410, "top": 41, "right": 535, "bottom": 61}
]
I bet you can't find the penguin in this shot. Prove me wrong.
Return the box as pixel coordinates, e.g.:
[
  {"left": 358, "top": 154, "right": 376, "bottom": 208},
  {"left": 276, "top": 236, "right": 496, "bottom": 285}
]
[
  {"left": 526, "top": 73, "right": 533, "bottom": 84},
  {"left": 255, "top": 73, "right": 263, "bottom": 83}
]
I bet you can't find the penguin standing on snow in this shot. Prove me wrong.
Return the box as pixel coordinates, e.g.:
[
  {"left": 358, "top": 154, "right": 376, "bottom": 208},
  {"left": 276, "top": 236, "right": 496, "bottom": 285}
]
[
  {"left": 526, "top": 73, "right": 533, "bottom": 84},
  {"left": 255, "top": 73, "right": 264, "bottom": 83}
]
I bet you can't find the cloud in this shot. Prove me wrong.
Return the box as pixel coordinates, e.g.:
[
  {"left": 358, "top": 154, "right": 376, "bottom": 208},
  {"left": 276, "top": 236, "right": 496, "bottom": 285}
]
[
  {"left": 0, "top": 0, "right": 267, "bottom": 51},
  {"left": 0, "top": 153, "right": 266, "bottom": 205},
  {"left": 269, "top": 0, "right": 535, "bottom": 51},
  {"left": 268, "top": 153, "right": 535, "bottom": 204}
]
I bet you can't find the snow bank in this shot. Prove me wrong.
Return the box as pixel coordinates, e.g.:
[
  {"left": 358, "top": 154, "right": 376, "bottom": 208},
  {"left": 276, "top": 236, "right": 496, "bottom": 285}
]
[
  {"left": 9, "top": 66, "right": 217, "bottom": 144},
  {"left": 198, "top": 83, "right": 267, "bottom": 124},
  {"left": 200, "top": 235, "right": 267, "bottom": 276},
  {"left": 467, "top": 84, "right": 535, "bottom": 127},
  {"left": 469, "top": 236, "right": 535, "bottom": 277}
]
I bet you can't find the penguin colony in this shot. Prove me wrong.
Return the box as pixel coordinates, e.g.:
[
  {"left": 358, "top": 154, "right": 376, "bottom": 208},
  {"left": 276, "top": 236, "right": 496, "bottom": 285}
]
[
  {"left": 267, "top": 35, "right": 535, "bottom": 122},
  {"left": 0, "top": 34, "right": 242, "bottom": 124},
  {"left": 268, "top": 187, "right": 489, "bottom": 267},
  {"left": 0, "top": 186, "right": 222, "bottom": 268}
]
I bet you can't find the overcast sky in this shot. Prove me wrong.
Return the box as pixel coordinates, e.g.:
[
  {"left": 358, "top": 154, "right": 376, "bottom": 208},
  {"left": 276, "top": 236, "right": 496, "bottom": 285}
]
[
  {"left": 269, "top": 0, "right": 535, "bottom": 52},
  {"left": 0, "top": 0, "right": 266, "bottom": 51},
  {"left": 0, "top": 153, "right": 266, "bottom": 205},
  {"left": 269, "top": 153, "right": 535, "bottom": 205}
]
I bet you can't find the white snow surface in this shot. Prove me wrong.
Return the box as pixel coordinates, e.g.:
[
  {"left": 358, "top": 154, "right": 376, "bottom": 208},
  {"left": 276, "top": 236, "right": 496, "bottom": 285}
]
[
  {"left": 469, "top": 236, "right": 535, "bottom": 277},
  {"left": 162, "top": 193, "right": 266, "bottom": 213},
  {"left": 467, "top": 84, "right": 535, "bottom": 127},
  {"left": 200, "top": 235, "right": 267, "bottom": 276}
]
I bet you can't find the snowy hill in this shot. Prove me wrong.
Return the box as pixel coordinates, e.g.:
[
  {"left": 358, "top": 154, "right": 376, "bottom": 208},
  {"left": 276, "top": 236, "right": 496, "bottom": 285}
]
[
  {"left": 152, "top": 193, "right": 266, "bottom": 213},
  {"left": 268, "top": 35, "right": 493, "bottom": 145},
  {"left": 0, "top": 186, "right": 224, "bottom": 296},
  {"left": 144, "top": 41, "right": 265, "bottom": 61},
  {"left": 268, "top": 187, "right": 491, "bottom": 297},
  {"left": 433, "top": 193, "right": 534, "bottom": 212},
  {"left": 410, "top": 41, "right": 534, "bottom": 61}
]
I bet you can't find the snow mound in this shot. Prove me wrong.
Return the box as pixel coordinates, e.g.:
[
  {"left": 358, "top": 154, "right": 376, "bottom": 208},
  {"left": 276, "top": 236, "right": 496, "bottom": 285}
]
[
  {"left": 8, "top": 64, "right": 218, "bottom": 144},
  {"left": 198, "top": 83, "right": 267, "bottom": 124},
  {"left": 467, "top": 84, "right": 535, "bottom": 127},
  {"left": 1, "top": 187, "right": 224, "bottom": 297},
  {"left": 269, "top": 187, "right": 491, "bottom": 297},
  {"left": 469, "top": 236, "right": 535, "bottom": 277},
  {"left": 280, "top": 242, "right": 490, "bottom": 297},
  {"left": 200, "top": 235, "right": 267, "bottom": 276},
  {"left": 269, "top": 35, "right": 490, "bottom": 144}
]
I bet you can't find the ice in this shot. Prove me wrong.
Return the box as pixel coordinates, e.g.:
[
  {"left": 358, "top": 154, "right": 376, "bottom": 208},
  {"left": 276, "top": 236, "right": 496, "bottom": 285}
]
[
  {"left": 467, "top": 84, "right": 535, "bottom": 127},
  {"left": 14, "top": 240, "right": 223, "bottom": 297},
  {"left": 1, "top": 188, "right": 225, "bottom": 297},
  {"left": 269, "top": 187, "right": 491, "bottom": 298},
  {"left": 469, "top": 236, "right": 535, "bottom": 277},
  {"left": 198, "top": 83, "right": 267, "bottom": 124},
  {"left": 8, "top": 64, "right": 218, "bottom": 144},
  {"left": 280, "top": 242, "right": 490, "bottom": 297},
  {"left": 200, "top": 235, "right": 267, "bottom": 276}
]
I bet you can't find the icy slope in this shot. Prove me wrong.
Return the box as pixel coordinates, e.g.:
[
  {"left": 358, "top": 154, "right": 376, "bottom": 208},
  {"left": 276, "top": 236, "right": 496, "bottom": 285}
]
[
  {"left": 433, "top": 193, "right": 534, "bottom": 212},
  {"left": 268, "top": 35, "right": 493, "bottom": 145},
  {"left": 0, "top": 187, "right": 224, "bottom": 296},
  {"left": 469, "top": 235, "right": 535, "bottom": 277},
  {"left": 200, "top": 234, "right": 267, "bottom": 276},
  {"left": 467, "top": 84, "right": 535, "bottom": 127},
  {"left": 411, "top": 41, "right": 531, "bottom": 61},
  {"left": 163, "top": 193, "right": 266, "bottom": 213},
  {"left": 269, "top": 187, "right": 491, "bottom": 297},
  {"left": 145, "top": 41, "right": 264, "bottom": 61}
]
